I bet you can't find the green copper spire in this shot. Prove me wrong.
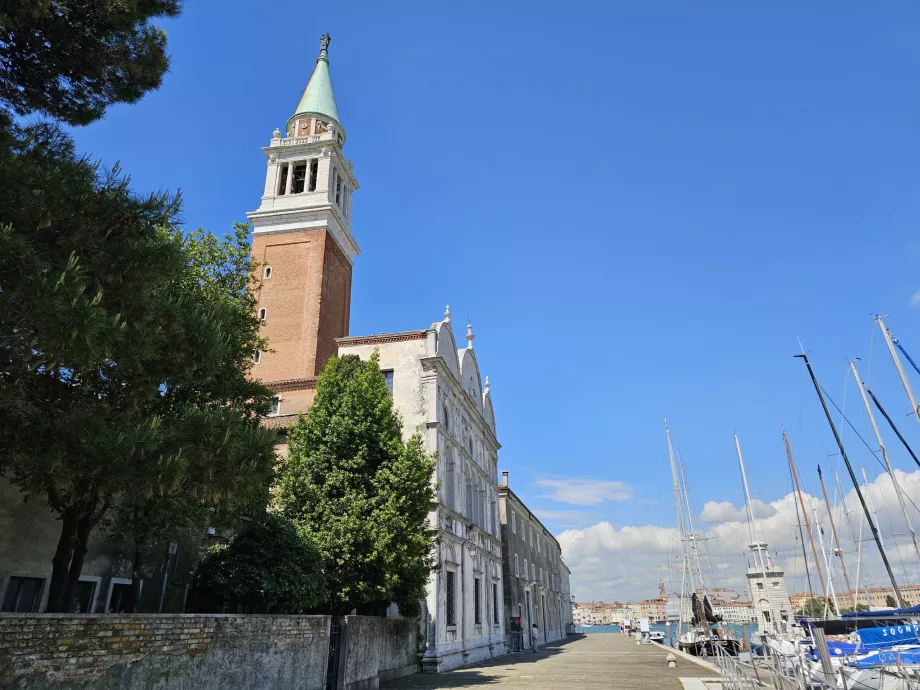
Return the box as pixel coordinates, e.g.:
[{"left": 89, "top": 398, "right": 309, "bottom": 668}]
[{"left": 290, "top": 33, "right": 341, "bottom": 127}]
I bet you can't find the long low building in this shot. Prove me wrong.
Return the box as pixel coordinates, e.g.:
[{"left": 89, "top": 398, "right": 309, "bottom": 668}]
[{"left": 499, "top": 473, "right": 572, "bottom": 649}]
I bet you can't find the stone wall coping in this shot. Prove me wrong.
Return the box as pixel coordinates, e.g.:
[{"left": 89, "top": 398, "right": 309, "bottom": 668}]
[{"left": 0, "top": 613, "right": 330, "bottom": 620}]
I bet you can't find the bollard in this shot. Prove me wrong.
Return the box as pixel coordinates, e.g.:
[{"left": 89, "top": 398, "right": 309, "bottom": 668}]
[{"left": 666, "top": 653, "right": 677, "bottom": 668}]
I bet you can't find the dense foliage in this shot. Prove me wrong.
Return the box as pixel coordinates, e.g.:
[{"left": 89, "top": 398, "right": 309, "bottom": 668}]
[
  {"left": 276, "top": 353, "right": 437, "bottom": 616},
  {"left": 190, "top": 512, "right": 326, "bottom": 613},
  {"left": 795, "top": 597, "right": 828, "bottom": 617},
  {"left": 0, "top": 119, "right": 276, "bottom": 611},
  {"left": 0, "top": 0, "right": 181, "bottom": 125}
]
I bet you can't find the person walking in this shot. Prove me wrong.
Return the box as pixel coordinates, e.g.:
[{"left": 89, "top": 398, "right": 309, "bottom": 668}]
[{"left": 531, "top": 623, "right": 540, "bottom": 653}]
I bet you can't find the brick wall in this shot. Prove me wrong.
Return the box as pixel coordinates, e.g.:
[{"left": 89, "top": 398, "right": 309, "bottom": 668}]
[{"left": 0, "top": 614, "right": 329, "bottom": 690}]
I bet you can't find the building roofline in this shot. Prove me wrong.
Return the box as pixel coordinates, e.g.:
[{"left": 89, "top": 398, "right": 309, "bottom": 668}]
[
  {"left": 499, "top": 483, "right": 562, "bottom": 552},
  {"left": 337, "top": 330, "right": 428, "bottom": 348}
]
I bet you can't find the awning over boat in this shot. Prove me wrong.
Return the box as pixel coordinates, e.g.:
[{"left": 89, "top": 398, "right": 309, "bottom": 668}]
[{"left": 854, "top": 624, "right": 920, "bottom": 649}]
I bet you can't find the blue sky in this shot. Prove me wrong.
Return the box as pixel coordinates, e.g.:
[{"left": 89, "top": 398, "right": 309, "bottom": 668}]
[{"left": 69, "top": 2, "right": 920, "bottom": 598}]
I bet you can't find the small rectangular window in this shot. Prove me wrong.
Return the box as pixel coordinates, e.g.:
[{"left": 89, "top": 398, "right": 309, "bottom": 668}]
[
  {"left": 1, "top": 576, "right": 43, "bottom": 612},
  {"left": 253, "top": 351, "right": 261, "bottom": 364},
  {"left": 524, "top": 559, "right": 528, "bottom": 581},
  {"left": 309, "top": 159, "right": 318, "bottom": 192},
  {"left": 493, "top": 583, "right": 499, "bottom": 624},
  {"left": 269, "top": 396, "right": 281, "bottom": 416},
  {"left": 515, "top": 555, "right": 519, "bottom": 577},
  {"left": 512, "top": 512, "right": 516, "bottom": 534},
  {"left": 474, "top": 578, "right": 482, "bottom": 624},
  {"left": 277, "top": 164, "right": 289, "bottom": 195},
  {"left": 381, "top": 370, "right": 394, "bottom": 395},
  {"left": 335, "top": 177, "right": 342, "bottom": 206},
  {"left": 446, "top": 571, "right": 456, "bottom": 626},
  {"left": 108, "top": 582, "right": 132, "bottom": 613},
  {"left": 291, "top": 162, "right": 307, "bottom": 193},
  {"left": 72, "top": 580, "right": 95, "bottom": 613}
]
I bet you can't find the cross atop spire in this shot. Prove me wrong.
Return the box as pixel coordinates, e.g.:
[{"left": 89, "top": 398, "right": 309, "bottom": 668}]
[{"left": 289, "top": 33, "right": 342, "bottom": 133}]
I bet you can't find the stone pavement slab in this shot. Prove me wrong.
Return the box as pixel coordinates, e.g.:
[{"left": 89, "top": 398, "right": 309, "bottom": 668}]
[{"left": 383, "top": 633, "right": 720, "bottom": 689}]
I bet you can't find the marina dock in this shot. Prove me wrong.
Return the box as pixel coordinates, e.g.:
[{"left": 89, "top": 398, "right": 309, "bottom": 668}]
[{"left": 383, "top": 634, "right": 720, "bottom": 689}]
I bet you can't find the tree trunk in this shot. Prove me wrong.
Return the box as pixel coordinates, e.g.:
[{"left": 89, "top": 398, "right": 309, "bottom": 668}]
[
  {"left": 46, "top": 513, "right": 78, "bottom": 613},
  {"left": 126, "top": 547, "right": 143, "bottom": 613},
  {"left": 61, "top": 511, "right": 94, "bottom": 612}
]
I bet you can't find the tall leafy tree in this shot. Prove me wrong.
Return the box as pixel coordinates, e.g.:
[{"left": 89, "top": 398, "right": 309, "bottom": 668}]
[
  {"left": 0, "top": 120, "right": 276, "bottom": 611},
  {"left": 276, "top": 353, "right": 437, "bottom": 616},
  {"left": 0, "top": 0, "right": 181, "bottom": 125}
]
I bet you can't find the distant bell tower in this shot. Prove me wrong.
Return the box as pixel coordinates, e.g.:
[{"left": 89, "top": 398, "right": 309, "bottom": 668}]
[{"left": 248, "top": 34, "right": 360, "bottom": 418}]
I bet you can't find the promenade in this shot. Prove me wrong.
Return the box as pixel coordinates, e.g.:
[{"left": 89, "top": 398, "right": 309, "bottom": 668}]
[{"left": 383, "top": 633, "right": 720, "bottom": 689}]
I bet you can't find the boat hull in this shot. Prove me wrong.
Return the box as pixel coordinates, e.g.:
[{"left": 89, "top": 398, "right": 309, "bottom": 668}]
[{"left": 678, "top": 638, "right": 742, "bottom": 657}]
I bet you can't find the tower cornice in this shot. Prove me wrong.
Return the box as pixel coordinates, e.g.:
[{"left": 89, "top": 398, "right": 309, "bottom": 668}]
[{"left": 246, "top": 206, "right": 360, "bottom": 263}]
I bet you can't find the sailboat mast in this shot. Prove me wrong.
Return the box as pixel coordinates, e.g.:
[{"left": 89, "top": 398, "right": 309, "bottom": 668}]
[
  {"left": 849, "top": 362, "right": 920, "bottom": 569},
  {"left": 677, "top": 450, "right": 704, "bottom": 595},
  {"left": 795, "top": 353, "right": 906, "bottom": 607},
  {"left": 790, "top": 459, "right": 815, "bottom": 600},
  {"left": 734, "top": 433, "right": 778, "bottom": 629},
  {"left": 816, "top": 465, "right": 853, "bottom": 600},
  {"left": 865, "top": 387, "right": 920, "bottom": 471},
  {"left": 665, "top": 420, "right": 689, "bottom": 629},
  {"left": 811, "top": 496, "right": 841, "bottom": 617},
  {"left": 876, "top": 314, "right": 920, "bottom": 426},
  {"left": 784, "top": 431, "right": 827, "bottom": 603}
]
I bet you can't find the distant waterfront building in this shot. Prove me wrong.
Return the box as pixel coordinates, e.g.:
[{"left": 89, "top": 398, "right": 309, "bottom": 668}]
[
  {"left": 713, "top": 603, "right": 756, "bottom": 624},
  {"left": 791, "top": 585, "right": 920, "bottom": 612},
  {"left": 499, "top": 473, "right": 572, "bottom": 647},
  {"left": 336, "top": 311, "right": 505, "bottom": 671}
]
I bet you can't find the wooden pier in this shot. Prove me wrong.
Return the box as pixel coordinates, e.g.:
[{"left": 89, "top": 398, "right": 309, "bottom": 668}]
[{"left": 383, "top": 633, "right": 721, "bottom": 689}]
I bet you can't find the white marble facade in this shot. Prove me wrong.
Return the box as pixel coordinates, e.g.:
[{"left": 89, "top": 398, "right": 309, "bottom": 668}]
[{"left": 337, "top": 307, "right": 505, "bottom": 671}]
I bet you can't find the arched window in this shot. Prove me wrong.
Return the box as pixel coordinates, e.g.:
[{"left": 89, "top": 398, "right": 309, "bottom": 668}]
[
  {"left": 443, "top": 448, "right": 455, "bottom": 511},
  {"left": 258, "top": 308, "right": 266, "bottom": 321},
  {"left": 263, "top": 266, "right": 272, "bottom": 279},
  {"left": 442, "top": 404, "right": 450, "bottom": 431}
]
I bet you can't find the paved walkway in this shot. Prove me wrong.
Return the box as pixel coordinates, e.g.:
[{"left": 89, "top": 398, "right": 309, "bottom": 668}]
[{"left": 383, "top": 633, "right": 720, "bottom": 689}]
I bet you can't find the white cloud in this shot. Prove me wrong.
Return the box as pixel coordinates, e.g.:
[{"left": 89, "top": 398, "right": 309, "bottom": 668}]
[
  {"left": 911, "top": 290, "right": 920, "bottom": 307},
  {"left": 558, "top": 469, "right": 920, "bottom": 603},
  {"left": 531, "top": 508, "right": 593, "bottom": 528},
  {"left": 535, "top": 478, "right": 632, "bottom": 505},
  {"left": 700, "top": 498, "right": 777, "bottom": 523}
]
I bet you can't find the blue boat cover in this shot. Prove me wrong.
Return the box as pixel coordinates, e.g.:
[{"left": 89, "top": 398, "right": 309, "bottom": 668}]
[
  {"left": 841, "top": 605, "right": 920, "bottom": 618},
  {"left": 856, "top": 624, "right": 920, "bottom": 649},
  {"left": 805, "top": 641, "right": 866, "bottom": 662},
  {"left": 848, "top": 648, "right": 920, "bottom": 669}
]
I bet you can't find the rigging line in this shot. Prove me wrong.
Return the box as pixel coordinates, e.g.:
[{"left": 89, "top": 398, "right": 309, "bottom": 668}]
[
  {"left": 826, "top": 384, "right": 920, "bottom": 518},
  {"left": 819, "top": 384, "right": 895, "bottom": 474}
]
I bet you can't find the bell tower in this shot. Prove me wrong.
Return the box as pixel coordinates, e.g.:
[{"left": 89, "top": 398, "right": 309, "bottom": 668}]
[{"left": 248, "top": 34, "right": 360, "bottom": 417}]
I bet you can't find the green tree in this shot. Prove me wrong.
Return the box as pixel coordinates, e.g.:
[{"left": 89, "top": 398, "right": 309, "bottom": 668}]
[
  {"left": 189, "top": 512, "right": 326, "bottom": 614},
  {"left": 0, "top": 120, "right": 276, "bottom": 611},
  {"left": 276, "top": 353, "right": 437, "bottom": 616},
  {"left": 0, "top": 0, "right": 181, "bottom": 125},
  {"left": 886, "top": 594, "right": 897, "bottom": 608},
  {"left": 795, "top": 597, "right": 827, "bottom": 617}
]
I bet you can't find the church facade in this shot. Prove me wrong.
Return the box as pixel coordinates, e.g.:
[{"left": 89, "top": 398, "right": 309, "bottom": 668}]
[
  {"left": 248, "top": 36, "right": 507, "bottom": 671},
  {"left": 337, "top": 314, "right": 506, "bottom": 671}
]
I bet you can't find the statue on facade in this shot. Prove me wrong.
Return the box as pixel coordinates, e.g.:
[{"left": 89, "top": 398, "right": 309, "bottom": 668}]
[{"left": 320, "top": 33, "right": 331, "bottom": 52}]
